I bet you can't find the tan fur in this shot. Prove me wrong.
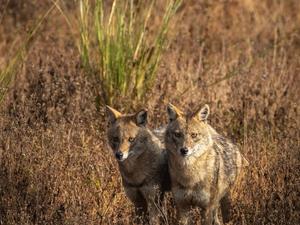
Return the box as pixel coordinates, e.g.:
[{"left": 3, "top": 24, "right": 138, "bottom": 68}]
[
  {"left": 165, "top": 104, "right": 248, "bottom": 225},
  {"left": 106, "top": 106, "right": 170, "bottom": 224}
]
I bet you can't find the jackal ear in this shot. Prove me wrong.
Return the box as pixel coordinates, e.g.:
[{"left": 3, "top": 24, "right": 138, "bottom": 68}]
[
  {"left": 135, "top": 109, "right": 148, "bottom": 126},
  {"left": 106, "top": 105, "right": 122, "bottom": 124},
  {"left": 198, "top": 104, "right": 210, "bottom": 121},
  {"left": 167, "top": 103, "right": 183, "bottom": 122}
]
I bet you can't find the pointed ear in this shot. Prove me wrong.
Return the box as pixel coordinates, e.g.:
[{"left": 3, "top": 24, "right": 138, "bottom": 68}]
[
  {"left": 106, "top": 105, "right": 122, "bottom": 124},
  {"left": 135, "top": 109, "right": 148, "bottom": 126},
  {"left": 167, "top": 103, "right": 183, "bottom": 122},
  {"left": 198, "top": 104, "right": 210, "bottom": 121}
]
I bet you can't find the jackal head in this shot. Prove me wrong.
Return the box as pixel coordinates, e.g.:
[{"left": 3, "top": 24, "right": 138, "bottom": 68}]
[
  {"left": 165, "top": 103, "right": 213, "bottom": 158},
  {"left": 106, "top": 106, "right": 148, "bottom": 162}
]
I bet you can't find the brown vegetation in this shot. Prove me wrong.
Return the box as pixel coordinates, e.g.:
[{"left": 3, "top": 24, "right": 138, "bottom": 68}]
[{"left": 0, "top": 0, "right": 299, "bottom": 224}]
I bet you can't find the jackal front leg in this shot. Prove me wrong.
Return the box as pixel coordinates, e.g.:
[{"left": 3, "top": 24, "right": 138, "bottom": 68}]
[
  {"left": 201, "top": 205, "right": 220, "bottom": 225},
  {"left": 177, "top": 205, "right": 192, "bottom": 225},
  {"left": 220, "top": 193, "right": 231, "bottom": 223},
  {"left": 212, "top": 208, "right": 221, "bottom": 225},
  {"left": 147, "top": 200, "right": 162, "bottom": 225},
  {"left": 124, "top": 187, "right": 147, "bottom": 224},
  {"left": 144, "top": 188, "right": 164, "bottom": 225}
]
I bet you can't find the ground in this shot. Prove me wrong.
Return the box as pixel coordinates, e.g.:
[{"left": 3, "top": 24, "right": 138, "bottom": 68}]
[{"left": 0, "top": 0, "right": 299, "bottom": 224}]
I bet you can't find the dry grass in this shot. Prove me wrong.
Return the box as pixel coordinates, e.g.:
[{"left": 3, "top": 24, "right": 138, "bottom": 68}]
[{"left": 0, "top": 0, "right": 299, "bottom": 224}]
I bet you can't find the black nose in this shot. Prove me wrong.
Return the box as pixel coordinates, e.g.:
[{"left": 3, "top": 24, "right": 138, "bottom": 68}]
[
  {"left": 115, "top": 151, "right": 123, "bottom": 160},
  {"left": 180, "top": 147, "right": 189, "bottom": 156}
]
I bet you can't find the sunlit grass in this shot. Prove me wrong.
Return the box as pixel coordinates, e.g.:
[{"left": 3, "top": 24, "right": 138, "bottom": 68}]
[{"left": 78, "top": 0, "right": 181, "bottom": 106}]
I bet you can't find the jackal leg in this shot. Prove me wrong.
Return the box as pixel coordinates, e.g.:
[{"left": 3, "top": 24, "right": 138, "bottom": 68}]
[
  {"left": 147, "top": 201, "right": 161, "bottom": 225},
  {"left": 212, "top": 208, "right": 221, "bottom": 225},
  {"left": 134, "top": 205, "right": 148, "bottom": 225},
  {"left": 201, "top": 205, "right": 223, "bottom": 225},
  {"left": 177, "top": 205, "right": 192, "bottom": 225},
  {"left": 125, "top": 188, "right": 147, "bottom": 224},
  {"left": 220, "top": 194, "right": 231, "bottom": 223},
  {"left": 144, "top": 189, "right": 163, "bottom": 225}
]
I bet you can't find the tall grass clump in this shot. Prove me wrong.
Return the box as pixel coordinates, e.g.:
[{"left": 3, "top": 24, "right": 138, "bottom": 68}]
[{"left": 79, "top": 0, "right": 181, "bottom": 106}]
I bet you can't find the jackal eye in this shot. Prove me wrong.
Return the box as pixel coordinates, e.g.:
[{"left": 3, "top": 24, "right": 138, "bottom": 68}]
[
  {"left": 191, "top": 133, "right": 198, "bottom": 138},
  {"left": 128, "top": 137, "right": 135, "bottom": 143},
  {"left": 173, "top": 131, "right": 182, "bottom": 138}
]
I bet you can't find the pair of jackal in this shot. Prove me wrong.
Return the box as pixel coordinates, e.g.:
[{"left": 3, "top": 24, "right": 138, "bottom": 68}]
[{"left": 106, "top": 104, "right": 248, "bottom": 225}]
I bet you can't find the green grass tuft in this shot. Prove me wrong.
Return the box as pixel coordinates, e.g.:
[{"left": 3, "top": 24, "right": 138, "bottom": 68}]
[{"left": 78, "top": 0, "right": 181, "bottom": 107}]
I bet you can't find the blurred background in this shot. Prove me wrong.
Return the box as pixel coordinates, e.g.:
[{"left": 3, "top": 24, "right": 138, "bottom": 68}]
[{"left": 0, "top": 0, "right": 299, "bottom": 224}]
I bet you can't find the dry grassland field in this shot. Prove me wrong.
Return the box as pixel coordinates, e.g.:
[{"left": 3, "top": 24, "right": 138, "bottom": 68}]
[{"left": 0, "top": 0, "right": 299, "bottom": 224}]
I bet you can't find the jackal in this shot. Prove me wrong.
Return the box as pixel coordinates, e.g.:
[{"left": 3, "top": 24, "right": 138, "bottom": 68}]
[
  {"left": 165, "top": 104, "right": 248, "bottom": 225},
  {"left": 106, "top": 106, "right": 171, "bottom": 224}
]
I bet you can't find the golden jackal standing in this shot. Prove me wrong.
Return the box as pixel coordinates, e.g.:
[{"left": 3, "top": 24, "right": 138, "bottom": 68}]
[
  {"left": 165, "top": 104, "right": 248, "bottom": 225},
  {"left": 106, "top": 106, "right": 170, "bottom": 224}
]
